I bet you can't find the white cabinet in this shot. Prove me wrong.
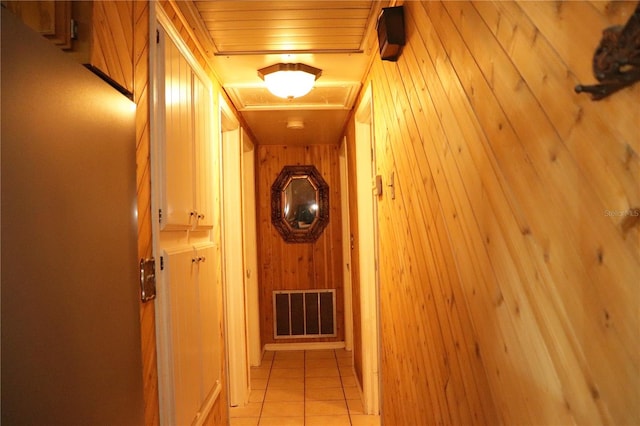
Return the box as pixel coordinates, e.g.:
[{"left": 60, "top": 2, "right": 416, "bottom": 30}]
[
  {"left": 158, "top": 27, "right": 214, "bottom": 230},
  {"left": 154, "top": 18, "right": 222, "bottom": 426},
  {"left": 161, "top": 245, "right": 221, "bottom": 426}
]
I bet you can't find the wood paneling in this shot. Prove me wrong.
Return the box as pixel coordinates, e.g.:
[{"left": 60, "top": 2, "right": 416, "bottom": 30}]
[
  {"left": 91, "top": 1, "right": 134, "bottom": 93},
  {"left": 132, "top": 2, "right": 159, "bottom": 425},
  {"left": 256, "top": 145, "right": 345, "bottom": 345},
  {"left": 194, "top": 0, "right": 376, "bottom": 54},
  {"left": 354, "top": 1, "right": 639, "bottom": 425},
  {"left": 3, "top": 1, "right": 72, "bottom": 48}
]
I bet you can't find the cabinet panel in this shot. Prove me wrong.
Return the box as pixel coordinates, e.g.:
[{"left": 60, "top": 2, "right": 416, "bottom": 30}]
[
  {"left": 196, "top": 246, "right": 220, "bottom": 400},
  {"left": 158, "top": 26, "right": 213, "bottom": 230},
  {"left": 162, "top": 245, "right": 220, "bottom": 425},
  {"left": 164, "top": 248, "right": 201, "bottom": 426},
  {"left": 160, "top": 30, "right": 195, "bottom": 230},
  {"left": 193, "top": 74, "right": 214, "bottom": 228}
]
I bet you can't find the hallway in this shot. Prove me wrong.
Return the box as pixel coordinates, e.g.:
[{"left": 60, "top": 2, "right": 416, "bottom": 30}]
[{"left": 230, "top": 350, "right": 380, "bottom": 426}]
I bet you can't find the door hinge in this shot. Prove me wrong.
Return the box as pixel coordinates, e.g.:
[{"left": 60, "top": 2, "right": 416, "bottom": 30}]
[
  {"left": 139, "top": 258, "right": 156, "bottom": 302},
  {"left": 70, "top": 19, "right": 78, "bottom": 40},
  {"left": 156, "top": 29, "right": 160, "bottom": 44},
  {"left": 158, "top": 208, "right": 162, "bottom": 224},
  {"left": 160, "top": 256, "right": 164, "bottom": 271}
]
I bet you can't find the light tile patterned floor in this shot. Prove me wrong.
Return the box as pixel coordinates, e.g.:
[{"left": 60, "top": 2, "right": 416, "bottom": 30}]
[{"left": 230, "top": 349, "right": 380, "bottom": 426}]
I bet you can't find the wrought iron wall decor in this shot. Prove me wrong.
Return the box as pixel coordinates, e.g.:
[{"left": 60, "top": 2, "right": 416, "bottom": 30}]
[
  {"left": 271, "top": 165, "right": 329, "bottom": 243},
  {"left": 575, "top": 2, "right": 640, "bottom": 100}
]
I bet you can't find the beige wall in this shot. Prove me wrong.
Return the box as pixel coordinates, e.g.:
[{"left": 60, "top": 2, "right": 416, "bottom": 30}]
[{"left": 355, "top": 1, "right": 639, "bottom": 425}]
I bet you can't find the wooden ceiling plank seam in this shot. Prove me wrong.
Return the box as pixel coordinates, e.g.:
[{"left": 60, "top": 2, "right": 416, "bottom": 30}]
[
  {"left": 215, "top": 45, "right": 363, "bottom": 54},
  {"left": 209, "top": 27, "right": 367, "bottom": 38},
  {"left": 193, "top": 1, "right": 373, "bottom": 12},
  {"left": 172, "top": 0, "right": 221, "bottom": 58},
  {"left": 213, "top": 49, "right": 365, "bottom": 56},
  {"left": 205, "top": 18, "right": 369, "bottom": 30},
  {"left": 197, "top": 9, "right": 372, "bottom": 21},
  {"left": 215, "top": 35, "right": 364, "bottom": 45}
]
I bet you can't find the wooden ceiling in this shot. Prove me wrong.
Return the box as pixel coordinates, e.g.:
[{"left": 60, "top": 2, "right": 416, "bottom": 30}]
[
  {"left": 193, "top": 0, "right": 379, "bottom": 55},
  {"left": 175, "top": 0, "right": 388, "bottom": 145}
]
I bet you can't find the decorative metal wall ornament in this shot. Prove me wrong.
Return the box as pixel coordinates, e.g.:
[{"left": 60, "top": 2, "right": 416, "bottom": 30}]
[
  {"left": 271, "top": 165, "right": 330, "bottom": 243},
  {"left": 575, "top": 2, "right": 640, "bottom": 100}
]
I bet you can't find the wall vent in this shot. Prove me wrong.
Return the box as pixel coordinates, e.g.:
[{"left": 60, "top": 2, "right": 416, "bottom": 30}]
[{"left": 273, "top": 290, "right": 336, "bottom": 339}]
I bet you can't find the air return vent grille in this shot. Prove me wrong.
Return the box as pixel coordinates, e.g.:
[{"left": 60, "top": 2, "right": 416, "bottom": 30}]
[{"left": 273, "top": 290, "right": 336, "bottom": 339}]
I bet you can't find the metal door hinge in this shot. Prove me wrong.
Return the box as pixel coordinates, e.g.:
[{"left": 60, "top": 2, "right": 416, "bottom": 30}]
[
  {"left": 140, "top": 258, "right": 156, "bottom": 302},
  {"left": 156, "top": 29, "right": 160, "bottom": 44},
  {"left": 160, "top": 256, "right": 164, "bottom": 271},
  {"left": 158, "top": 208, "right": 163, "bottom": 224},
  {"left": 70, "top": 19, "right": 78, "bottom": 40}
]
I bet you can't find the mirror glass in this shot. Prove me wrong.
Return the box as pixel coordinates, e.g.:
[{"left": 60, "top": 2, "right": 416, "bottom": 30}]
[
  {"left": 283, "top": 176, "right": 318, "bottom": 229},
  {"left": 271, "top": 165, "right": 329, "bottom": 243}
]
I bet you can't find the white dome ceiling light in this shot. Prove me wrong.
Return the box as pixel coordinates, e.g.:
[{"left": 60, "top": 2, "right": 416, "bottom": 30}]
[{"left": 258, "top": 63, "right": 322, "bottom": 99}]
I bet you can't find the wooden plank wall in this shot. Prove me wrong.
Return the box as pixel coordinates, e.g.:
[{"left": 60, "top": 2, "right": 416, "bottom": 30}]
[
  {"left": 132, "top": 2, "right": 160, "bottom": 425},
  {"left": 92, "top": 2, "right": 161, "bottom": 424},
  {"left": 64, "top": 1, "right": 160, "bottom": 423},
  {"left": 256, "top": 144, "right": 344, "bottom": 345},
  {"left": 95, "top": 1, "right": 160, "bottom": 424},
  {"left": 350, "top": 1, "right": 639, "bottom": 425},
  {"left": 3, "top": 1, "right": 72, "bottom": 49},
  {"left": 91, "top": 1, "right": 134, "bottom": 94}
]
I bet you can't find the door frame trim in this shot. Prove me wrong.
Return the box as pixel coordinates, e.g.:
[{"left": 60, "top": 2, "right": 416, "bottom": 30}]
[
  {"left": 354, "top": 82, "right": 381, "bottom": 415},
  {"left": 220, "top": 96, "right": 251, "bottom": 407},
  {"left": 339, "top": 137, "right": 354, "bottom": 351}
]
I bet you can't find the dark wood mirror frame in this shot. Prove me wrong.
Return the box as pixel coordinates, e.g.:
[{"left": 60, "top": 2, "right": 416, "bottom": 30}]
[{"left": 271, "top": 165, "right": 329, "bottom": 243}]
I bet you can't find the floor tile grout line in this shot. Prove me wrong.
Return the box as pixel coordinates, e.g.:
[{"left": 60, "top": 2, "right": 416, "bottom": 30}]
[
  {"left": 303, "top": 350, "right": 307, "bottom": 426},
  {"left": 258, "top": 352, "right": 274, "bottom": 422},
  {"left": 252, "top": 349, "right": 365, "bottom": 426},
  {"left": 333, "top": 349, "right": 354, "bottom": 426}
]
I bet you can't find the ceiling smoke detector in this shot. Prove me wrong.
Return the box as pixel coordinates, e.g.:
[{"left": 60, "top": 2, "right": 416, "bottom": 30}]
[{"left": 286, "top": 119, "right": 305, "bottom": 130}]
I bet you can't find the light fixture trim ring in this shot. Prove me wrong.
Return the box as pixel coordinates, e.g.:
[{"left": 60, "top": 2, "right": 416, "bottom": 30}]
[{"left": 257, "top": 63, "right": 322, "bottom": 80}]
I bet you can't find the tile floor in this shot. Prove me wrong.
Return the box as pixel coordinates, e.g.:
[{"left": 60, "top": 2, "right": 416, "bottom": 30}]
[{"left": 230, "top": 349, "right": 380, "bottom": 426}]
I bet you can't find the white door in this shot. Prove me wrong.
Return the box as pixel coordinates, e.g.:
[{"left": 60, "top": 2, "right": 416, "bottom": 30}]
[
  {"left": 355, "top": 83, "right": 381, "bottom": 415},
  {"left": 1, "top": 10, "right": 145, "bottom": 424},
  {"left": 339, "top": 137, "right": 354, "bottom": 351},
  {"left": 221, "top": 98, "right": 250, "bottom": 406},
  {"left": 242, "top": 136, "right": 262, "bottom": 366}
]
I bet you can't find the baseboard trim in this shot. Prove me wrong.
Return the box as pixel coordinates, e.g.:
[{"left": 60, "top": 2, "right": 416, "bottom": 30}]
[{"left": 264, "top": 341, "right": 346, "bottom": 351}]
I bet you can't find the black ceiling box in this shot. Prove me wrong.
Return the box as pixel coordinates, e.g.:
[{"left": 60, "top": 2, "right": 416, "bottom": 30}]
[{"left": 377, "top": 6, "right": 405, "bottom": 62}]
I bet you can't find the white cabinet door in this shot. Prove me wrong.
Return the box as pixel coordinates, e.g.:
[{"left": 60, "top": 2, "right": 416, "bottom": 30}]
[
  {"left": 196, "top": 246, "right": 220, "bottom": 401},
  {"left": 158, "top": 27, "right": 213, "bottom": 230},
  {"left": 162, "top": 245, "right": 221, "bottom": 425},
  {"left": 164, "top": 248, "right": 201, "bottom": 426},
  {"left": 193, "top": 74, "right": 213, "bottom": 229},
  {"left": 160, "top": 31, "right": 194, "bottom": 229}
]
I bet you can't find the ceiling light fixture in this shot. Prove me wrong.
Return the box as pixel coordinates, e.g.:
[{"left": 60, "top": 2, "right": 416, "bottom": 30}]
[{"left": 258, "top": 63, "right": 322, "bottom": 99}]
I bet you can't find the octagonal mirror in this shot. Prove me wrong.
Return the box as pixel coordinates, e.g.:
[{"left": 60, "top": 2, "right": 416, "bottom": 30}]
[{"left": 271, "top": 165, "right": 329, "bottom": 243}]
